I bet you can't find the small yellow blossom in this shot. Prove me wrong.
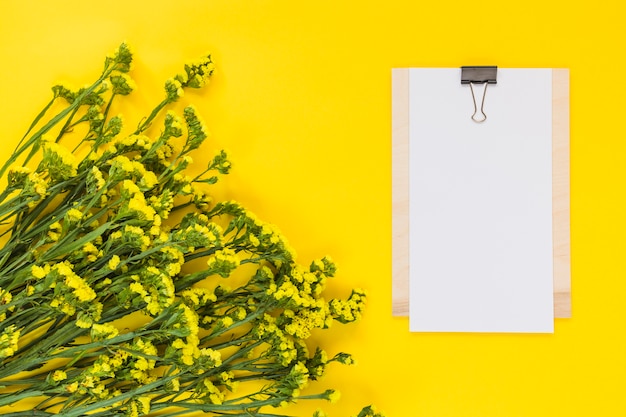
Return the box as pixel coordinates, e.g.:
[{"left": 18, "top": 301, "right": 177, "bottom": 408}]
[
  {"left": 42, "top": 141, "right": 78, "bottom": 182},
  {"left": 0, "top": 325, "right": 20, "bottom": 359},
  {"left": 137, "top": 396, "right": 151, "bottom": 414},
  {"left": 66, "top": 208, "right": 83, "bottom": 222},
  {"left": 65, "top": 382, "right": 79, "bottom": 393},
  {"left": 108, "top": 255, "right": 121, "bottom": 270},
  {"left": 91, "top": 323, "right": 119, "bottom": 340},
  {"left": 76, "top": 317, "right": 93, "bottom": 329},
  {"left": 169, "top": 377, "right": 180, "bottom": 392},
  {"left": 0, "top": 288, "right": 12, "bottom": 306},
  {"left": 89, "top": 166, "right": 106, "bottom": 190},
  {"left": 327, "top": 390, "right": 341, "bottom": 404},
  {"left": 52, "top": 370, "right": 67, "bottom": 382},
  {"left": 48, "top": 221, "right": 62, "bottom": 242},
  {"left": 127, "top": 402, "right": 139, "bottom": 417},
  {"left": 129, "top": 282, "right": 148, "bottom": 297},
  {"left": 249, "top": 234, "right": 260, "bottom": 247}
]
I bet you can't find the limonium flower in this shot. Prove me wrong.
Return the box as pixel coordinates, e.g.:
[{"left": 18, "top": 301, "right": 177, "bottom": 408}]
[{"left": 0, "top": 43, "right": 380, "bottom": 417}]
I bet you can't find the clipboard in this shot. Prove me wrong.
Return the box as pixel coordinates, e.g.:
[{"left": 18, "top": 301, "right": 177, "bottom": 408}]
[{"left": 392, "top": 67, "right": 571, "bottom": 321}]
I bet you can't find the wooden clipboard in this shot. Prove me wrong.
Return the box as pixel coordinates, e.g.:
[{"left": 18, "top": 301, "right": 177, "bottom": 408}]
[{"left": 391, "top": 68, "right": 571, "bottom": 318}]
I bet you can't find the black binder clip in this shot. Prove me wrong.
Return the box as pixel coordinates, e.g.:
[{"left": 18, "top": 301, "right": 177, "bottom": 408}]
[{"left": 461, "top": 66, "right": 497, "bottom": 123}]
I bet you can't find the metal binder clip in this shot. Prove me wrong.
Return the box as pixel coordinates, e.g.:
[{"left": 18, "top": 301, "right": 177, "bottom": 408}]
[{"left": 461, "top": 66, "right": 497, "bottom": 123}]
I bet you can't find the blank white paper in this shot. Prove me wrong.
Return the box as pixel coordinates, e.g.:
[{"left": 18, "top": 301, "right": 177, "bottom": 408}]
[{"left": 408, "top": 68, "right": 554, "bottom": 333}]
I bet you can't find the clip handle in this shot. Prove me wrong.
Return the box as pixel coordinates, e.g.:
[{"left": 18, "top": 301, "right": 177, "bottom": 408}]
[
  {"left": 461, "top": 66, "right": 497, "bottom": 123},
  {"left": 469, "top": 83, "right": 489, "bottom": 123}
]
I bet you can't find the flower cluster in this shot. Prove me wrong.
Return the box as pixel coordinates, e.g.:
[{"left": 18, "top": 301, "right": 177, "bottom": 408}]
[{"left": 0, "top": 43, "right": 379, "bottom": 417}]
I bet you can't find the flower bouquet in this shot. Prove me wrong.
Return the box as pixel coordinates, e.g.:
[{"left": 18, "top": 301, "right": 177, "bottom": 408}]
[{"left": 0, "top": 43, "right": 381, "bottom": 417}]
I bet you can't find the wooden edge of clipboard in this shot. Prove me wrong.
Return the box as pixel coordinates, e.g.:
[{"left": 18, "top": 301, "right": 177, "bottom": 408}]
[
  {"left": 391, "top": 68, "right": 571, "bottom": 318},
  {"left": 552, "top": 68, "right": 571, "bottom": 317}
]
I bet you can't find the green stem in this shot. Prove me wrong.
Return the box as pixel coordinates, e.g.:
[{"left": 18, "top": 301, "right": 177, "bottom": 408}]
[
  {"left": 10, "top": 98, "right": 56, "bottom": 156},
  {"left": 58, "top": 374, "right": 178, "bottom": 417},
  {"left": 0, "top": 68, "right": 114, "bottom": 179},
  {"left": 0, "top": 389, "right": 45, "bottom": 407},
  {"left": 134, "top": 99, "right": 169, "bottom": 135},
  {"left": 54, "top": 104, "right": 82, "bottom": 144}
]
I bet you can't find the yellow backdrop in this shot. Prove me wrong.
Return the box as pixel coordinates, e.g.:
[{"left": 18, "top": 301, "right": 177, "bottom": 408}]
[{"left": 1, "top": 0, "right": 625, "bottom": 416}]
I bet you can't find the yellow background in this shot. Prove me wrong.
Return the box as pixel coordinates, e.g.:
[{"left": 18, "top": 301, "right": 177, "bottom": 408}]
[{"left": 1, "top": 0, "right": 625, "bottom": 416}]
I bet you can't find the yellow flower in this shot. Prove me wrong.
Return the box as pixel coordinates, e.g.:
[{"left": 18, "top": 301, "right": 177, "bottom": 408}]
[
  {"left": 47, "top": 221, "right": 62, "bottom": 241},
  {"left": 8, "top": 165, "right": 31, "bottom": 183},
  {"left": 82, "top": 242, "right": 98, "bottom": 256},
  {"left": 89, "top": 166, "right": 106, "bottom": 190},
  {"left": 110, "top": 72, "right": 136, "bottom": 95},
  {"left": 0, "top": 288, "right": 12, "bottom": 306},
  {"left": 60, "top": 302, "right": 75, "bottom": 316},
  {"left": 165, "top": 78, "right": 184, "bottom": 101},
  {"left": 127, "top": 195, "right": 155, "bottom": 221},
  {"left": 25, "top": 171, "right": 48, "bottom": 199},
  {"left": 91, "top": 323, "right": 119, "bottom": 340},
  {"left": 66, "top": 208, "right": 83, "bottom": 222},
  {"left": 201, "top": 378, "right": 224, "bottom": 404},
  {"left": 42, "top": 142, "right": 78, "bottom": 182},
  {"left": 165, "top": 263, "right": 181, "bottom": 277},
  {"left": 249, "top": 234, "right": 260, "bottom": 247},
  {"left": 200, "top": 348, "right": 222, "bottom": 367},
  {"left": 127, "top": 402, "right": 139, "bottom": 417},
  {"left": 0, "top": 325, "right": 20, "bottom": 359},
  {"left": 76, "top": 316, "right": 93, "bottom": 329},
  {"left": 146, "top": 300, "right": 160, "bottom": 315},
  {"left": 137, "top": 396, "right": 151, "bottom": 414},
  {"left": 108, "top": 255, "right": 121, "bottom": 270},
  {"left": 52, "top": 370, "right": 67, "bottom": 382},
  {"left": 65, "top": 382, "right": 79, "bottom": 393},
  {"left": 134, "top": 357, "right": 150, "bottom": 371},
  {"left": 327, "top": 390, "right": 341, "bottom": 404},
  {"left": 113, "top": 155, "right": 135, "bottom": 173},
  {"left": 54, "top": 261, "right": 72, "bottom": 277},
  {"left": 65, "top": 273, "right": 96, "bottom": 302},
  {"left": 235, "top": 307, "right": 246, "bottom": 320},
  {"left": 169, "top": 377, "right": 180, "bottom": 392},
  {"left": 129, "top": 282, "right": 148, "bottom": 297}
]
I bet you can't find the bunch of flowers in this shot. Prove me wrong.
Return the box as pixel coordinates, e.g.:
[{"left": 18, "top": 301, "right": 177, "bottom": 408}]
[{"left": 0, "top": 44, "right": 383, "bottom": 417}]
